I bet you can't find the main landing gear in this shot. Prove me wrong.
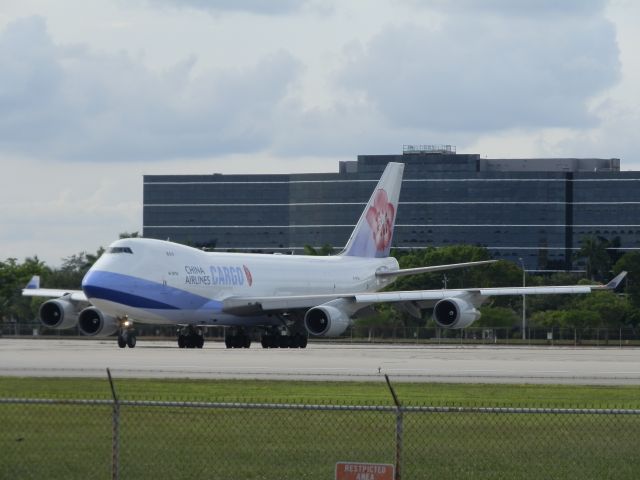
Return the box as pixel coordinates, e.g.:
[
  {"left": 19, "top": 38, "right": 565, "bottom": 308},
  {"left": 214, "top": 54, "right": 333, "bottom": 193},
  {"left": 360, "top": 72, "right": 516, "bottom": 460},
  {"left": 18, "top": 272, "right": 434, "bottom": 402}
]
[
  {"left": 117, "top": 320, "right": 136, "bottom": 348},
  {"left": 260, "top": 327, "right": 308, "bottom": 349},
  {"left": 223, "top": 323, "right": 309, "bottom": 349},
  {"left": 224, "top": 328, "right": 251, "bottom": 348},
  {"left": 177, "top": 326, "right": 205, "bottom": 349}
]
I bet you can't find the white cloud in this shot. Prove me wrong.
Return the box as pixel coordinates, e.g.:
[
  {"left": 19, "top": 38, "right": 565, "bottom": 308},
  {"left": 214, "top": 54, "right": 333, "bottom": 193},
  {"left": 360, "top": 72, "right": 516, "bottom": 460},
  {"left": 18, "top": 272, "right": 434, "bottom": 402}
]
[
  {"left": 0, "top": 16, "right": 302, "bottom": 162},
  {"left": 337, "top": 11, "right": 620, "bottom": 133},
  {"left": 0, "top": 154, "right": 141, "bottom": 265}
]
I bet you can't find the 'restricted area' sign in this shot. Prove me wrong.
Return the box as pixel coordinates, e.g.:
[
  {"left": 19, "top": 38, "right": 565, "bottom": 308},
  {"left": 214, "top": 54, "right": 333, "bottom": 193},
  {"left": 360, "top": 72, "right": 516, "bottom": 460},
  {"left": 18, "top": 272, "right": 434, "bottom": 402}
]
[{"left": 335, "top": 462, "right": 395, "bottom": 480}]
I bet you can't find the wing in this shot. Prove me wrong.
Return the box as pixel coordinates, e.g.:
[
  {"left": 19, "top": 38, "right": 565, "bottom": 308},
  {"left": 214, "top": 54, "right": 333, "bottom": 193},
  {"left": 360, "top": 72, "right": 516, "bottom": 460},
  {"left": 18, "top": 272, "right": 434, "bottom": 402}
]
[
  {"left": 22, "top": 289, "right": 88, "bottom": 302},
  {"left": 222, "top": 271, "right": 627, "bottom": 315}
]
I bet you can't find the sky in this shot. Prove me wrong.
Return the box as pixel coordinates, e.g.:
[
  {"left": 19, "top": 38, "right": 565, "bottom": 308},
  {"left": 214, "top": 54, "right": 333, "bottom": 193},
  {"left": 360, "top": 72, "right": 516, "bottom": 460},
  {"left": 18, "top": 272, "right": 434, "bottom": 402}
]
[{"left": 0, "top": 0, "right": 638, "bottom": 266}]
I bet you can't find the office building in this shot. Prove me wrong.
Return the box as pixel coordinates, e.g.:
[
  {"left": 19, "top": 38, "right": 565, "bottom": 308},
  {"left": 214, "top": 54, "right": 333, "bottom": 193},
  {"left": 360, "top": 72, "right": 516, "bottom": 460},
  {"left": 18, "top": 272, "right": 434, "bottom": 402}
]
[{"left": 143, "top": 146, "right": 637, "bottom": 270}]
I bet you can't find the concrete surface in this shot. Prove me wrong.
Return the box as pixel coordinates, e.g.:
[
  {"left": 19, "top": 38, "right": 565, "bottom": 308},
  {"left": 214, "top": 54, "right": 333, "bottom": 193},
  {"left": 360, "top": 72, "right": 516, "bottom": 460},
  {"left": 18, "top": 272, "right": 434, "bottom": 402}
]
[{"left": 2, "top": 338, "right": 640, "bottom": 385}]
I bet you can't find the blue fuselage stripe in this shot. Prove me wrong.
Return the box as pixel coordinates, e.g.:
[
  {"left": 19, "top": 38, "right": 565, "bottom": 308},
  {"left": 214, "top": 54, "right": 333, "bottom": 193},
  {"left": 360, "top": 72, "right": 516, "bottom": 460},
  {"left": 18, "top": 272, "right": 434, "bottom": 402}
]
[
  {"left": 82, "top": 270, "right": 222, "bottom": 312},
  {"left": 82, "top": 285, "right": 179, "bottom": 310}
]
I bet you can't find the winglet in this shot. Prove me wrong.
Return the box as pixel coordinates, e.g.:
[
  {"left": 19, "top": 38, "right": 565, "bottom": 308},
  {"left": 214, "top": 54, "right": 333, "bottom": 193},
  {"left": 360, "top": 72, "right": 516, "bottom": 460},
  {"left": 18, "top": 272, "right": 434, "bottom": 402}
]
[
  {"left": 25, "top": 275, "right": 40, "bottom": 289},
  {"left": 605, "top": 271, "right": 627, "bottom": 290}
]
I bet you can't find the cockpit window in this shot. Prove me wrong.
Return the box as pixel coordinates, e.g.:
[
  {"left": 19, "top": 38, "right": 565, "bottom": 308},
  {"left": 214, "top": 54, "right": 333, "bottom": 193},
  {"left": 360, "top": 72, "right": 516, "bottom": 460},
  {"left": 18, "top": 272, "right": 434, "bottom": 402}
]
[{"left": 107, "top": 247, "right": 133, "bottom": 254}]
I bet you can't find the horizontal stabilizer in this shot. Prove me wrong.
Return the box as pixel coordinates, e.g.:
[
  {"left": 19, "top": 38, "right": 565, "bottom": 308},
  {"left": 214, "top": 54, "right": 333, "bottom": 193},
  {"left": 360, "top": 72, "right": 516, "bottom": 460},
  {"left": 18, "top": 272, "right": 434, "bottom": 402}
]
[{"left": 376, "top": 260, "right": 497, "bottom": 278}]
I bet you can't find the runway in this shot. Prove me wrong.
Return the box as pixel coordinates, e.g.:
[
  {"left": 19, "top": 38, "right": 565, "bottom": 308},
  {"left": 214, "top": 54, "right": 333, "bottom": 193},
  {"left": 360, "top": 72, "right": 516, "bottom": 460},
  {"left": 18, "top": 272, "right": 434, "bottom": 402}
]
[{"left": 1, "top": 338, "right": 640, "bottom": 385}]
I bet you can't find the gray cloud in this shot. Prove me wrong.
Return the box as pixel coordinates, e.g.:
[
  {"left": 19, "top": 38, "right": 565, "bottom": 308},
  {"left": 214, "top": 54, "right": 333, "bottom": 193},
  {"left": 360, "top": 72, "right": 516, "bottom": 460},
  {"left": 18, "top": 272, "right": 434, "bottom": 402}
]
[
  {"left": 271, "top": 101, "right": 396, "bottom": 157},
  {"left": 0, "top": 16, "right": 302, "bottom": 161},
  {"left": 338, "top": 8, "right": 620, "bottom": 133},
  {"left": 146, "top": 0, "right": 315, "bottom": 15},
  {"left": 408, "top": 0, "right": 607, "bottom": 17}
]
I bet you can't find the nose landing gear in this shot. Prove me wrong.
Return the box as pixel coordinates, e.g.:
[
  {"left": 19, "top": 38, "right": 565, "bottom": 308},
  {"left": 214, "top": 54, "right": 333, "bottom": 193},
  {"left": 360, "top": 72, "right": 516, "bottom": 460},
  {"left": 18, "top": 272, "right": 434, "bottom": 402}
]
[{"left": 117, "top": 320, "right": 136, "bottom": 348}]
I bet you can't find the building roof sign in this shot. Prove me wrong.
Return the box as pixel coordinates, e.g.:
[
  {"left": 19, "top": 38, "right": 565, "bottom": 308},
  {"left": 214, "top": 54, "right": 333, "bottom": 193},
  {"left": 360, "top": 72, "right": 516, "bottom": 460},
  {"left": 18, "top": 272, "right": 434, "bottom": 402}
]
[{"left": 403, "top": 144, "right": 456, "bottom": 155}]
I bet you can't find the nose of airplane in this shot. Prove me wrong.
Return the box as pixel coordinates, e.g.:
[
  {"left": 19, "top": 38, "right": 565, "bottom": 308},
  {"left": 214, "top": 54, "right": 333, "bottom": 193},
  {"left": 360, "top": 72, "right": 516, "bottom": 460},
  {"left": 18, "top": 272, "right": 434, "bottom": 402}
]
[
  {"left": 81, "top": 268, "right": 106, "bottom": 300},
  {"left": 82, "top": 267, "right": 139, "bottom": 311},
  {"left": 81, "top": 247, "right": 125, "bottom": 300}
]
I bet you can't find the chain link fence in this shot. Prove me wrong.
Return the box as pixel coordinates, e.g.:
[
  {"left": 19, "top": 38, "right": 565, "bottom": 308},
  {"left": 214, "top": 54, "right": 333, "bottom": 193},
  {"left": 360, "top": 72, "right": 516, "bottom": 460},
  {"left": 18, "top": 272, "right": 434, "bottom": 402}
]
[
  {"left": 2, "top": 389, "right": 640, "bottom": 478},
  {"left": 340, "top": 325, "right": 640, "bottom": 347}
]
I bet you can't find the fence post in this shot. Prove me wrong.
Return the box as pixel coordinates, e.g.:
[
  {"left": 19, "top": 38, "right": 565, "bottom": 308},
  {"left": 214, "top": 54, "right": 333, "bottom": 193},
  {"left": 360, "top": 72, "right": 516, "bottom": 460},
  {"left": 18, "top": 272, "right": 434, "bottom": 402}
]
[
  {"left": 107, "top": 368, "right": 120, "bottom": 480},
  {"left": 385, "top": 375, "right": 402, "bottom": 480}
]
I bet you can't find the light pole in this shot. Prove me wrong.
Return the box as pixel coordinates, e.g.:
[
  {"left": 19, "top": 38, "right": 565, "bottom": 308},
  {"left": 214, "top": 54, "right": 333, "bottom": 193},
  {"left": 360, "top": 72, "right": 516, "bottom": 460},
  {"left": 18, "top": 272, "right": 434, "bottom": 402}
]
[{"left": 519, "top": 258, "right": 526, "bottom": 340}]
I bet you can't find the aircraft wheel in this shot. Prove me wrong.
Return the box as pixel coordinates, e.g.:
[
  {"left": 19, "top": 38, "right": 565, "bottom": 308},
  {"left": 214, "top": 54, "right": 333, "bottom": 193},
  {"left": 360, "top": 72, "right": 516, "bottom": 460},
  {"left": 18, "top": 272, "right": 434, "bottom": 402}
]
[
  {"left": 197, "top": 336, "right": 204, "bottom": 348},
  {"left": 225, "top": 337, "right": 232, "bottom": 349},
  {"left": 117, "top": 335, "right": 126, "bottom": 349},
  {"left": 261, "top": 333, "right": 280, "bottom": 348},
  {"left": 278, "top": 336, "right": 290, "bottom": 348},
  {"left": 299, "top": 335, "right": 308, "bottom": 349},
  {"left": 178, "top": 336, "right": 185, "bottom": 348},
  {"left": 126, "top": 334, "right": 137, "bottom": 348}
]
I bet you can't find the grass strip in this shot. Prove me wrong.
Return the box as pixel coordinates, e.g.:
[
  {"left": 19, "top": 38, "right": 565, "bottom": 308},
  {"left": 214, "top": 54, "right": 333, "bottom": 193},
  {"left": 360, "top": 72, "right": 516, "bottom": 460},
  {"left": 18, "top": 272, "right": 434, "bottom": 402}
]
[{"left": 2, "top": 376, "right": 640, "bottom": 408}]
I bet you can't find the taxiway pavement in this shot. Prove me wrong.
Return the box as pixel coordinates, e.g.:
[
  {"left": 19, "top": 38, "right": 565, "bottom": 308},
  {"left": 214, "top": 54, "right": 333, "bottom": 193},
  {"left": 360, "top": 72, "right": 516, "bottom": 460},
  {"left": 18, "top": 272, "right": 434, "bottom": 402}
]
[{"left": 2, "top": 338, "right": 640, "bottom": 385}]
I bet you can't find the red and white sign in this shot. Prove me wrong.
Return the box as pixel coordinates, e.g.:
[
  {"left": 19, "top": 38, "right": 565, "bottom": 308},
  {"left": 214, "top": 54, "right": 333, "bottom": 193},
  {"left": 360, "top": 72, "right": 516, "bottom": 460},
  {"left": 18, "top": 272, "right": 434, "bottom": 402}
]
[{"left": 335, "top": 462, "right": 395, "bottom": 480}]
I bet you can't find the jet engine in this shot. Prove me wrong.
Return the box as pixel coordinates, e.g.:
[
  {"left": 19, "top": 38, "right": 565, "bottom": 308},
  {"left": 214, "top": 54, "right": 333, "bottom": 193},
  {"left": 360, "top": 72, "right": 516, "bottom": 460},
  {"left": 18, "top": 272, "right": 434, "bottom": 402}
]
[
  {"left": 39, "top": 299, "right": 78, "bottom": 329},
  {"left": 304, "top": 304, "right": 351, "bottom": 337},
  {"left": 78, "top": 307, "right": 119, "bottom": 337},
  {"left": 433, "top": 298, "right": 481, "bottom": 329}
]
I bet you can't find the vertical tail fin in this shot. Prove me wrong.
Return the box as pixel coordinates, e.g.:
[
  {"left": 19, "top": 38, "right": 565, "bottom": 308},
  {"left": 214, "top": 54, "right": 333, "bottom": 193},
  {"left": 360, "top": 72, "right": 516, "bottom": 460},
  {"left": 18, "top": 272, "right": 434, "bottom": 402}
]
[{"left": 341, "top": 162, "right": 404, "bottom": 258}]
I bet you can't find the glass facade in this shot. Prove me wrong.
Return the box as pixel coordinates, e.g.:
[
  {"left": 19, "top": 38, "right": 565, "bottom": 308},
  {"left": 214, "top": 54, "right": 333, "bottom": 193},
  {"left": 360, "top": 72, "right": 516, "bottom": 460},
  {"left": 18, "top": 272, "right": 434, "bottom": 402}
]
[{"left": 143, "top": 152, "right": 637, "bottom": 270}]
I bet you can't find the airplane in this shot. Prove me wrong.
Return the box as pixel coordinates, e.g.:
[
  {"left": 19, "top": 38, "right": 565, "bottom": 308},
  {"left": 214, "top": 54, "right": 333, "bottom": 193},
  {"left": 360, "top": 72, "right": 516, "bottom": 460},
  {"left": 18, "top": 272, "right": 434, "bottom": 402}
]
[{"left": 22, "top": 162, "right": 627, "bottom": 349}]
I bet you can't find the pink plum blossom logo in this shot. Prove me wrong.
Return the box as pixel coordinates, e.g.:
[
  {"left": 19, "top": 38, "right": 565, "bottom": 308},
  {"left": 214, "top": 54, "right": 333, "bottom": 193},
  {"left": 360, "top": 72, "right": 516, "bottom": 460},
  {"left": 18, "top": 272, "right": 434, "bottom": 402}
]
[{"left": 365, "top": 189, "right": 395, "bottom": 252}]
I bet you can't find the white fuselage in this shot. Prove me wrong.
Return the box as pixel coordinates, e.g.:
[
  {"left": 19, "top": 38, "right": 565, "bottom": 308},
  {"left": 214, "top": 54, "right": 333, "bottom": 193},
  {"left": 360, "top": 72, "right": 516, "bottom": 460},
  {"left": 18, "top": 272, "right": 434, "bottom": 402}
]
[{"left": 82, "top": 238, "right": 398, "bottom": 326}]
